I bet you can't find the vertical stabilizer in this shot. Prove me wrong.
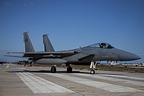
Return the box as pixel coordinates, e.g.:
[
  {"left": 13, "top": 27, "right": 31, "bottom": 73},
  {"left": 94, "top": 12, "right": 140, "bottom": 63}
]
[
  {"left": 23, "top": 32, "right": 35, "bottom": 52},
  {"left": 43, "top": 34, "right": 55, "bottom": 52}
]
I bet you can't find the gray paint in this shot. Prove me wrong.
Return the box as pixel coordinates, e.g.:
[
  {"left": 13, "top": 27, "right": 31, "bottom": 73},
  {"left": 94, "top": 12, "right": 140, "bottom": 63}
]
[
  {"left": 43, "top": 34, "right": 55, "bottom": 52},
  {"left": 14, "top": 32, "right": 141, "bottom": 65},
  {"left": 23, "top": 32, "right": 35, "bottom": 52}
]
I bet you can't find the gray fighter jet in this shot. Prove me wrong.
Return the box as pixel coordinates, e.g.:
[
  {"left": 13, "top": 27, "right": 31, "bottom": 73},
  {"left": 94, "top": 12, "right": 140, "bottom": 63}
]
[{"left": 8, "top": 32, "right": 141, "bottom": 74}]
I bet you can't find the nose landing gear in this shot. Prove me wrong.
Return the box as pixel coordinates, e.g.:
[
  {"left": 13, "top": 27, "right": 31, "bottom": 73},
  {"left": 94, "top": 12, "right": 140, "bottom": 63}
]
[{"left": 90, "top": 61, "right": 99, "bottom": 74}]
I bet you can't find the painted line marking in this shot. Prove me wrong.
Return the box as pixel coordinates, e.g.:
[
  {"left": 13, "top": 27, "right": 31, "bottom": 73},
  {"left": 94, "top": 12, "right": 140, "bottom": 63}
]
[
  {"left": 45, "top": 73, "right": 143, "bottom": 92},
  {"left": 11, "top": 68, "right": 26, "bottom": 70},
  {"left": 102, "top": 74, "right": 144, "bottom": 81},
  {"left": 17, "top": 72, "right": 73, "bottom": 93},
  {"left": 75, "top": 74, "right": 144, "bottom": 86}
]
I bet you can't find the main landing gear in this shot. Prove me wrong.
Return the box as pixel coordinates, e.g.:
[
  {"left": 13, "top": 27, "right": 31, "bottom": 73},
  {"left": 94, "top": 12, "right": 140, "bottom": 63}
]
[
  {"left": 67, "top": 66, "right": 72, "bottom": 73},
  {"left": 51, "top": 66, "right": 56, "bottom": 73},
  {"left": 90, "top": 61, "right": 99, "bottom": 74},
  {"left": 66, "top": 64, "right": 72, "bottom": 73},
  {"left": 50, "top": 65, "right": 73, "bottom": 73}
]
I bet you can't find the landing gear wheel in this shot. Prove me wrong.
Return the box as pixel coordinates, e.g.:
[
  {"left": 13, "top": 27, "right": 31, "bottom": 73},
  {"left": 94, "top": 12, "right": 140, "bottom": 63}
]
[
  {"left": 51, "top": 66, "right": 56, "bottom": 73},
  {"left": 90, "top": 70, "right": 95, "bottom": 74},
  {"left": 67, "top": 66, "right": 72, "bottom": 73}
]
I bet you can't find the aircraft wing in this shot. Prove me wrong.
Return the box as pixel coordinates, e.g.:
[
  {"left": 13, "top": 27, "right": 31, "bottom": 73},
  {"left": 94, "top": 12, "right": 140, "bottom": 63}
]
[
  {"left": 8, "top": 51, "right": 79, "bottom": 58},
  {"left": 78, "top": 54, "right": 95, "bottom": 62}
]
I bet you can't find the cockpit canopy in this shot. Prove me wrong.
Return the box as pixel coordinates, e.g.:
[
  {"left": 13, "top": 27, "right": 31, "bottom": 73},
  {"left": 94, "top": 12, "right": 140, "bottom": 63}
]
[{"left": 88, "top": 43, "right": 114, "bottom": 49}]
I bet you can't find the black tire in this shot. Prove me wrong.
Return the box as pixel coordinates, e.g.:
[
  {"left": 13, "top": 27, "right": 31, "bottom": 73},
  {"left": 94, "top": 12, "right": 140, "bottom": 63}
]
[
  {"left": 90, "top": 70, "right": 95, "bottom": 74},
  {"left": 51, "top": 66, "right": 56, "bottom": 73},
  {"left": 67, "top": 66, "right": 72, "bottom": 73}
]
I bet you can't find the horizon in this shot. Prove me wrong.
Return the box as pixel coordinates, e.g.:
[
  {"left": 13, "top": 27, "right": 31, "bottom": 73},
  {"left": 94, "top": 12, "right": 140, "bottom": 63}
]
[{"left": 0, "top": 0, "right": 144, "bottom": 63}]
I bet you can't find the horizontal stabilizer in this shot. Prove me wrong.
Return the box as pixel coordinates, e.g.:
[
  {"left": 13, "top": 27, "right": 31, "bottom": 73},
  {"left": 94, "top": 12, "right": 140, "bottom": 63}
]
[
  {"left": 7, "top": 52, "right": 25, "bottom": 54},
  {"left": 4, "top": 55, "right": 29, "bottom": 58}
]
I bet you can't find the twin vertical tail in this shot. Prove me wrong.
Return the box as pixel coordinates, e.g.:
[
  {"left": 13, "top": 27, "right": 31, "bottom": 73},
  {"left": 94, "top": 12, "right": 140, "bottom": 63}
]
[
  {"left": 43, "top": 34, "right": 55, "bottom": 52},
  {"left": 23, "top": 32, "right": 35, "bottom": 52},
  {"left": 23, "top": 32, "right": 54, "bottom": 52}
]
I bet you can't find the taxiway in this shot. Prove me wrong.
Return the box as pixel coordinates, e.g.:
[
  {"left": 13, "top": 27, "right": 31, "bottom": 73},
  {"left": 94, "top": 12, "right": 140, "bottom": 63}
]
[{"left": 0, "top": 64, "right": 144, "bottom": 96}]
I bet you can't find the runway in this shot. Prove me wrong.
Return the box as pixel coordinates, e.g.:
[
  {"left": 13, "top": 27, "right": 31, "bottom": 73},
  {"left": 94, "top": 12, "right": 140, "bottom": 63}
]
[{"left": 0, "top": 64, "right": 144, "bottom": 96}]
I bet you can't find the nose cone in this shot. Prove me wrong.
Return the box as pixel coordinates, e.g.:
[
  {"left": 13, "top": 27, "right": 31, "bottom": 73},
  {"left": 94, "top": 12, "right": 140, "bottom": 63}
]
[
  {"left": 125, "top": 53, "right": 141, "bottom": 60},
  {"left": 118, "top": 49, "right": 141, "bottom": 61}
]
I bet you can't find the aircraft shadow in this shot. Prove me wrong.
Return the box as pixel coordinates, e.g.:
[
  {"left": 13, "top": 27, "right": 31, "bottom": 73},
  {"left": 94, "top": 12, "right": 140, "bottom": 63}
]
[
  {"left": 7, "top": 70, "right": 125, "bottom": 76},
  {"left": 7, "top": 70, "right": 88, "bottom": 74}
]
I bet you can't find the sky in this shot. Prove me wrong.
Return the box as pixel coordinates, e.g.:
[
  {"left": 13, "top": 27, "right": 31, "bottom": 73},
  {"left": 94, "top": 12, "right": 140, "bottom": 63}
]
[{"left": 0, "top": 0, "right": 144, "bottom": 63}]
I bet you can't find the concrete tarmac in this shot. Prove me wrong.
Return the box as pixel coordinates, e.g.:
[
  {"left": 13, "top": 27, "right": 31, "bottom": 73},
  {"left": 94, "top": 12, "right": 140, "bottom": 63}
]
[{"left": 0, "top": 64, "right": 144, "bottom": 96}]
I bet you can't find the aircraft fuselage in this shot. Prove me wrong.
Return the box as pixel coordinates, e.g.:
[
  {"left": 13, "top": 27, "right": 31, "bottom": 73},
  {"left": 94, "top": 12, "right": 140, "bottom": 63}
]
[{"left": 63, "top": 45, "right": 140, "bottom": 64}]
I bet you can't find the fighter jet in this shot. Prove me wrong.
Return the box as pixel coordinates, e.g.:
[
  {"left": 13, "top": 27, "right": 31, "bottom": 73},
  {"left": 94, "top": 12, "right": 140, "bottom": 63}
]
[{"left": 8, "top": 32, "right": 141, "bottom": 74}]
